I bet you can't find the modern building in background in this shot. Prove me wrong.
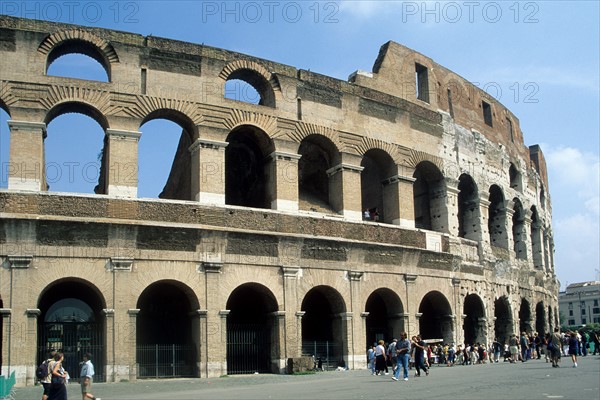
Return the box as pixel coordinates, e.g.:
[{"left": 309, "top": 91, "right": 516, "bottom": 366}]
[
  {"left": 559, "top": 281, "right": 600, "bottom": 326},
  {"left": 0, "top": 16, "right": 559, "bottom": 387}
]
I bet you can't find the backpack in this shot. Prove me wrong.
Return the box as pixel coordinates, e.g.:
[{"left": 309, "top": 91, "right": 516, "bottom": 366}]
[{"left": 36, "top": 359, "right": 49, "bottom": 380}]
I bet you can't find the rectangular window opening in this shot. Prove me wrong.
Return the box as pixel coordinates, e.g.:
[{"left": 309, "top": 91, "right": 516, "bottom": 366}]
[
  {"left": 415, "top": 63, "right": 429, "bottom": 103},
  {"left": 482, "top": 100, "right": 493, "bottom": 127},
  {"left": 447, "top": 88, "right": 454, "bottom": 118},
  {"left": 506, "top": 117, "right": 514, "bottom": 142},
  {"left": 141, "top": 68, "right": 147, "bottom": 95}
]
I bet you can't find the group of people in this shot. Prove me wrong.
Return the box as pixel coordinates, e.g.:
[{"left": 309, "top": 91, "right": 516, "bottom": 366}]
[
  {"left": 368, "top": 328, "right": 599, "bottom": 381},
  {"left": 39, "top": 351, "right": 100, "bottom": 400}
]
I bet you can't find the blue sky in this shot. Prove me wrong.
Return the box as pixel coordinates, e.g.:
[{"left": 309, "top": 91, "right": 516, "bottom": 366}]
[{"left": 0, "top": 1, "right": 598, "bottom": 289}]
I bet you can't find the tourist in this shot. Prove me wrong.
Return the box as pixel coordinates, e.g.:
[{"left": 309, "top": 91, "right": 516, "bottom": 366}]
[
  {"left": 48, "top": 352, "right": 68, "bottom": 400},
  {"left": 568, "top": 332, "right": 579, "bottom": 368},
  {"left": 392, "top": 332, "right": 411, "bottom": 381}
]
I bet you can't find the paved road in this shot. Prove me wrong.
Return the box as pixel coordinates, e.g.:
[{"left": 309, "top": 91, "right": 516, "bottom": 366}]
[{"left": 13, "top": 355, "right": 600, "bottom": 399}]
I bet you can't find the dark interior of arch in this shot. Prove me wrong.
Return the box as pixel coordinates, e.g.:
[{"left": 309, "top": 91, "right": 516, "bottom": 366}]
[
  {"left": 136, "top": 282, "right": 193, "bottom": 345},
  {"left": 226, "top": 284, "right": 277, "bottom": 324},
  {"left": 47, "top": 40, "right": 110, "bottom": 82},
  {"left": 535, "top": 302, "right": 546, "bottom": 334},
  {"left": 225, "top": 127, "right": 270, "bottom": 208},
  {"left": 418, "top": 291, "right": 452, "bottom": 341},
  {"left": 301, "top": 287, "right": 345, "bottom": 341},
  {"left": 519, "top": 300, "right": 531, "bottom": 333},
  {"left": 463, "top": 294, "right": 485, "bottom": 345},
  {"left": 413, "top": 162, "right": 443, "bottom": 230},
  {"left": 513, "top": 200, "right": 526, "bottom": 258},
  {"left": 488, "top": 185, "right": 506, "bottom": 247},
  {"left": 365, "top": 289, "right": 403, "bottom": 347},
  {"left": 509, "top": 163, "right": 520, "bottom": 188},
  {"left": 38, "top": 280, "right": 105, "bottom": 322},
  {"left": 494, "top": 297, "right": 512, "bottom": 344},
  {"left": 298, "top": 136, "right": 333, "bottom": 212},
  {"left": 361, "top": 150, "right": 394, "bottom": 222},
  {"left": 226, "top": 69, "right": 275, "bottom": 107},
  {"left": 458, "top": 174, "right": 478, "bottom": 238}
]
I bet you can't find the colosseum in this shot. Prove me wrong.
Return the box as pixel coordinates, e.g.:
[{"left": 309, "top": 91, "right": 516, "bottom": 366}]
[{"left": 0, "top": 15, "right": 559, "bottom": 386}]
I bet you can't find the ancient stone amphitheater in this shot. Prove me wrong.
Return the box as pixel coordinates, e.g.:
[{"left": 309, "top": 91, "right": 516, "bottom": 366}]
[{"left": 0, "top": 15, "right": 558, "bottom": 386}]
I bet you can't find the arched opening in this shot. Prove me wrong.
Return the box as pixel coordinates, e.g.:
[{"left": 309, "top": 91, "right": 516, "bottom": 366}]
[
  {"left": 365, "top": 289, "right": 404, "bottom": 348},
  {"left": 37, "top": 279, "right": 106, "bottom": 382},
  {"left": 0, "top": 105, "right": 9, "bottom": 189},
  {"left": 457, "top": 174, "right": 479, "bottom": 239},
  {"left": 413, "top": 161, "right": 444, "bottom": 231},
  {"left": 301, "top": 286, "right": 347, "bottom": 370},
  {"left": 519, "top": 299, "right": 532, "bottom": 334},
  {"left": 530, "top": 206, "right": 543, "bottom": 269},
  {"left": 226, "top": 283, "right": 278, "bottom": 374},
  {"left": 509, "top": 163, "right": 522, "bottom": 191},
  {"left": 463, "top": 294, "right": 486, "bottom": 345},
  {"left": 45, "top": 103, "right": 108, "bottom": 194},
  {"left": 494, "top": 296, "right": 513, "bottom": 345},
  {"left": 298, "top": 134, "right": 339, "bottom": 213},
  {"left": 136, "top": 280, "right": 199, "bottom": 378},
  {"left": 225, "top": 125, "right": 273, "bottom": 209},
  {"left": 540, "top": 187, "right": 546, "bottom": 210},
  {"left": 139, "top": 110, "right": 196, "bottom": 200},
  {"left": 488, "top": 185, "right": 508, "bottom": 248},
  {"left": 46, "top": 40, "right": 110, "bottom": 81},
  {"left": 418, "top": 291, "right": 453, "bottom": 343},
  {"left": 512, "top": 199, "right": 527, "bottom": 259},
  {"left": 224, "top": 69, "right": 275, "bottom": 107},
  {"left": 361, "top": 149, "right": 396, "bottom": 224},
  {"left": 535, "top": 302, "right": 546, "bottom": 335},
  {"left": 547, "top": 305, "right": 553, "bottom": 332}
]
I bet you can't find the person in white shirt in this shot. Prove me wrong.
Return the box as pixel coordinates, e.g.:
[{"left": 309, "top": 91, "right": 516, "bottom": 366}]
[{"left": 80, "top": 353, "right": 100, "bottom": 400}]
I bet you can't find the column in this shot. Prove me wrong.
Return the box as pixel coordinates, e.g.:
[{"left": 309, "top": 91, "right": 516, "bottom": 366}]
[
  {"left": 337, "top": 312, "right": 353, "bottom": 369},
  {"left": 432, "top": 177, "right": 459, "bottom": 235},
  {"left": 382, "top": 173, "right": 416, "bottom": 228},
  {"left": 195, "top": 310, "right": 208, "bottom": 378},
  {"left": 530, "top": 217, "right": 545, "bottom": 270},
  {"left": 25, "top": 309, "right": 40, "bottom": 386},
  {"left": 189, "top": 138, "right": 228, "bottom": 204},
  {"left": 102, "top": 308, "right": 115, "bottom": 382},
  {"left": 404, "top": 274, "right": 417, "bottom": 337},
  {"left": 282, "top": 267, "right": 301, "bottom": 359},
  {"left": 0, "top": 308, "right": 12, "bottom": 376},
  {"left": 126, "top": 309, "right": 140, "bottom": 381},
  {"left": 348, "top": 271, "right": 364, "bottom": 370},
  {"left": 478, "top": 198, "right": 491, "bottom": 247},
  {"left": 295, "top": 311, "right": 306, "bottom": 358},
  {"left": 203, "top": 261, "right": 224, "bottom": 377},
  {"left": 105, "top": 129, "right": 141, "bottom": 197},
  {"left": 7, "top": 120, "right": 46, "bottom": 191},
  {"left": 266, "top": 151, "right": 301, "bottom": 211},
  {"left": 270, "top": 311, "right": 286, "bottom": 373},
  {"left": 516, "top": 211, "right": 532, "bottom": 261},
  {"left": 327, "top": 154, "right": 364, "bottom": 221},
  {"left": 218, "top": 310, "right": 230, "bottom": 376}
]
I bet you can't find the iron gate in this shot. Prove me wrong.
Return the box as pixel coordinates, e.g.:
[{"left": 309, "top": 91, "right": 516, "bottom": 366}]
[
  {"left": 226, "top": 323, "right": 270, "bottom": 374},
  {"left": 38, "top": 322, "right": 104, "bottom": 382},
  {"left": 136, "top": 344, "right": 196, "bottom": 378},
  {"left": 302, "top": 341, "right": 343, "bottom": 370}
]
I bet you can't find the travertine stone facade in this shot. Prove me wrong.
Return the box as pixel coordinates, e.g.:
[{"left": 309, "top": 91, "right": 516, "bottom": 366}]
[{"left": 0, "top": 16, "right": 558, "bottom": 386}]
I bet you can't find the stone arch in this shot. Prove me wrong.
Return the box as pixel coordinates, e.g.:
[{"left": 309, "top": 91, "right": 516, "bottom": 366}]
[
  {"left": 361, "top": 148, "right": 398, "bottom": 224},
  {"left": 418, "top": 291, "right": 454, "bottom": 343},
  {"left": 519, "top": 298, "right": 532, "bottom": 334},
  {"left": 226, "top": 282, "right": 279, "bottom": 374},
  {"left": 301, "top": 285, "right": 347, "bottom": 369},
  {"left": 219, "top": 60, "right": 279, "bottom": 107},
  {"left": 512, "top": 198, "right": 527, "bottom": 259},
  {"left": 494, "top": 296, "right": 513, "bottom": 344},
  {"left": 535, "top": 301, "right": 546, "bottom": 335},
  {"left": 45, "top": 100, "right": 109, "bottom": 130},
  {"left": 509, "top": 162, "right": 522, "bottom": 191},
  {"left": 37, "top": 277, "right": 107, "bottom": 382},
  {"left": 225, "top": 124, "right": 274, "bottom": 208},
  {"left": 365, "top": 288, "right": 405, "bottom": 347},
  {"left": 39, "top": 30, "right": 119, "bottom": 81},
  {"left": 530, "top": 206, "right": 543, "bottom": 269},
  {"left": 463, "top": 293, "right": 486, "bottom": 345},
  {"left": 136, "top": 279, "right": 200, "bottom": 378},
  {"left": 298, "top": 133, "right": 340, "bottom": 212},
  {"left": 413, "top": 161, "right": 445, "bottom": 231},
  {"left": 457, "top": 173, "right": 479, "bottom": 239},
  {"left": 488, "top": 184, "right": 508, "bottom": 248}
]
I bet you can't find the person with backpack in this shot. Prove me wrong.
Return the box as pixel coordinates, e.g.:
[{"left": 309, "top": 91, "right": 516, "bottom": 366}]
[
  {"left": 48, "top": 352, "right": 68, "bottom": 400},
  {"left": 38, "top": 351, "right": 56, "bottom": 400}
]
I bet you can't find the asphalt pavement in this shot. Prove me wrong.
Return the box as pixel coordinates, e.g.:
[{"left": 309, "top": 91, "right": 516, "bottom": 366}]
[{"left": 12, "top": 354, "right": 600, "bottom": 400}]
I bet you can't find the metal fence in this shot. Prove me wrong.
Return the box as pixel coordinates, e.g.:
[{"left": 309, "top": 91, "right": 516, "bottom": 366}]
[
  {"left": 136, "top": 344, "right": 196, "bottom": 379},
  {"left": 301, "top": 341, "right": 343, "bottom": 370},
  {"left": 226, "top": 323, "right": 270, "bottom": 375}
]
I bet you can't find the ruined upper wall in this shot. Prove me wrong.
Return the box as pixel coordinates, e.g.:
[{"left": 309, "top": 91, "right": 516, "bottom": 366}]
[{"left": 0, "top": 15, "right": 548, "bottom": 189}]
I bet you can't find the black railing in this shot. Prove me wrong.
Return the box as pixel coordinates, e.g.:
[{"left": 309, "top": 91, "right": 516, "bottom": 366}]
[{"left": 136, "top": 344, "right": 197, "bottom": 379}]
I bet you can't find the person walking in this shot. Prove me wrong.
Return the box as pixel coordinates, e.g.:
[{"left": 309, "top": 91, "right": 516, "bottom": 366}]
[
  {"left": 568, "top": 332, "right": 579, "bottom": 368},
  {"left": 48, "top": 352, "right": 68, "bottom": 400},
  {"left": 412, "top": 335, "right": 429, "bottom": 377},
  {"left": 374, "top": 340, "right": 387, "bottom": 376},
  {"left": 392, "top": 332, "right": 410, "bottom": 381},
  {"left": 550, "top": 327, "right": 562, "bottom": 367},
  {"left": 40, "top": 351, "right": 56, "bottom": 400},
  {"left": 80, "top": 353, "right": 100, "bottom": 400}
]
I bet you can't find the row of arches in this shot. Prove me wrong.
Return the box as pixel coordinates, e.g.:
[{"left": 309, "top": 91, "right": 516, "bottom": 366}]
[{"left": 32, "top": 278, "right": 556, "bottom": 378}]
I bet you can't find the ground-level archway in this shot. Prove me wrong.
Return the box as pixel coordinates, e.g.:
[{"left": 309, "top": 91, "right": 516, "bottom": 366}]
[
  {"left": 519, "top": 299, "right": 532, "bottom": 334},
  {"left": 226, "top": 283, "right": 279, "bottom": 374},
  {"left": 418, "top": 291, "right": 454, "bottom": 343},
  {"left": 494, "top": 296, "right": 513, "bottom": 345},
  {"left": 136, "top": 280, "right": 199, "bottom": 378},
  {"left": 365, "top": 288, "right": 404, "bottom": 348},
  {"left": 463, "top": 294, "right": 486, "bottom": 345},
  {"left": 301, "top": 286, "right": 347, "bottom": 370},
  {"left": 37, "top": 278, "right": 106, "bottom": 382},
  {"left": 535, "top": 301, "right": 546, "bottom": 335}
]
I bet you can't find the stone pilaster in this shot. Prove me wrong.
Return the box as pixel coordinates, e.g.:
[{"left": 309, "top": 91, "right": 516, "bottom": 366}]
[
  {"left": 327, "top": 156, "right": 364, "bottom": 221},
  {"left": 102, "top": 308, "right": 116, "bottom": 382},
  {"left": 105, "top": 129, "right": 141, "bottom": 197},
  {"left": 382, "top": 173, "right": 416, "bottom": 227},
  {"left": 267, "top": 151, "right": 301, "bottom": 211},
  {"left": 270, "top": 311, "right": 287, "bottom": 373},
  {"left": 404, "top": 274, "right": 418, "bottom": 337},
  {"left": 281, "top": 267, "right": 301, "bottom": 359},
  {"left": 126, "top": 309, "right": 140, "bottom": 381},
  {"left": 189, "top": 138, "right": 228, "bottom": 204},
  {"left": 435, "top": 178, "right": 460, "bottom": 235},
  {"left": 348, "top": 271, "right": 364, "bottom": 369},
  {"left": 25, "top": 309, "right": 40, "bottom": 386},
  {"left": 7, "top": 120, "right": 46, "bottom": 191}
]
